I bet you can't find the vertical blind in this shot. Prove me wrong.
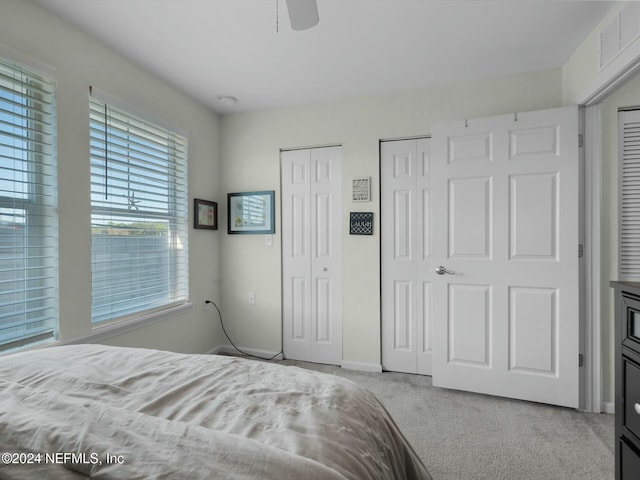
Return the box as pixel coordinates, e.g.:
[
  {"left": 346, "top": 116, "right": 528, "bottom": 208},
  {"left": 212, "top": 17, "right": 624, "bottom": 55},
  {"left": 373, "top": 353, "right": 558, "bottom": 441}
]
[
  {"left": 620, "top": 109, "right": 640, "bottom": 279},
  {"left": 89, "top": 97, "right": 188, "bottom": 323},
  {"left": 0, "top": 58, "right": 58, "bottom": 350}
]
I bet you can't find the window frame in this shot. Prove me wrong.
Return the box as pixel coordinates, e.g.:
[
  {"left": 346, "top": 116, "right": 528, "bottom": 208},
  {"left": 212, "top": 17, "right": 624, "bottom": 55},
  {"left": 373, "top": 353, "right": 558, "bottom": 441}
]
[
  {"left": 0, "top": 58, "right": 58, "bottom": 351},
  {"left": 89, "top": 95, "right": 189, "bottom": 325}
]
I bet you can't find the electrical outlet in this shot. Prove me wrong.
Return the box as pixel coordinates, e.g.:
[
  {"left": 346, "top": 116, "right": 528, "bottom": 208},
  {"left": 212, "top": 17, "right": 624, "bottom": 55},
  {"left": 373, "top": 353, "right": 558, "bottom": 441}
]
[
  {"left": 203, "top": 299, "right": 214, "bottom": 312},
  {"left": 248, "top": 292, "right": 255, "bottom": 305}
]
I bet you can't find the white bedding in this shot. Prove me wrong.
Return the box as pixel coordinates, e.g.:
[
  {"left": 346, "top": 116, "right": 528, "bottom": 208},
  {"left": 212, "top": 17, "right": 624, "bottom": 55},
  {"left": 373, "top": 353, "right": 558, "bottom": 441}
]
[{"left": 0, "top": 345, "right": 431, "bottom": 479}]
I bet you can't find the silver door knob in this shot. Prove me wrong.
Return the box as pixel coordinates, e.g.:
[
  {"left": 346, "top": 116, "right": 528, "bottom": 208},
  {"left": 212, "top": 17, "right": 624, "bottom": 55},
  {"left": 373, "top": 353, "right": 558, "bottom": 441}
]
[{"left": 435, "top": 266, "right": 455, "bottom": 275}]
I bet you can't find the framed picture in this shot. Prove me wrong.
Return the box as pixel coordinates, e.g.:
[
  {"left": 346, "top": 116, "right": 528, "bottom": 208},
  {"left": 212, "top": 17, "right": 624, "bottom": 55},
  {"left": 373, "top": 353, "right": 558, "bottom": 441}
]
[
  {"left": 228, "top": 190, "right": 275, "bottom": 234},
  {"left": 194, "top": 198, "right": 218, "bottom": 230},
  {"left": 352, "top": 177, "right": 371, "bottom": 202}
]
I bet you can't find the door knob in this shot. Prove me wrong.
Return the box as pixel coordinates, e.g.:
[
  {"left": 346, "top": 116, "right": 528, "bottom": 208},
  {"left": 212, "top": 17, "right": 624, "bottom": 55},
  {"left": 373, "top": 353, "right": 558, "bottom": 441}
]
[{"left": 434, "top": 266, "right": 455, "bottom": 275}]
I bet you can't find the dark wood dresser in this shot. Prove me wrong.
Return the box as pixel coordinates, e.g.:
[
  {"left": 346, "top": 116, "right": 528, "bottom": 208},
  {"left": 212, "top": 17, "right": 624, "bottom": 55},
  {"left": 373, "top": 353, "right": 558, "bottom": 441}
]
[{"left": 612, "top": 281, "right": 640, "bottom": 479}]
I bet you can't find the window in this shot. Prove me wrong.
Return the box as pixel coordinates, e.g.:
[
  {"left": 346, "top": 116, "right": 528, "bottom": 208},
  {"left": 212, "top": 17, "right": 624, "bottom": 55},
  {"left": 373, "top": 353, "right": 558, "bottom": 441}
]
[
  {"left": 89, "top": 97, "right": 188, "bottom": 323},
  {"left": 0, "top": 58, "right": 58, "bottom": 350}
]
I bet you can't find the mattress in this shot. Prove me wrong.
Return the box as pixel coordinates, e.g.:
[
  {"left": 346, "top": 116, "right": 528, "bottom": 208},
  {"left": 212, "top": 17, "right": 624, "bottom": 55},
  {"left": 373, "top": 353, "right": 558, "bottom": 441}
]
[{"left": 0, "top": 344, "right": 431, "bottom": 479}]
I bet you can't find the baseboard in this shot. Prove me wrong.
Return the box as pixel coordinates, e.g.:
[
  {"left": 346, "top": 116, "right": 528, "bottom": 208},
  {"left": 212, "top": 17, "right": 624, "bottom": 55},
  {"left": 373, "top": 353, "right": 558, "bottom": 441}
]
[
  {"left": 209, "top": 344, "right": 284, "bottom": 361},
  {"left": 210, "top": 346, "right": 380, "bottom": 371},
  {"left": 603, "top": 402, "right": 615, "bottom": 414},
  {"left": 341, "top": 360, "right": 382, "bottom": 373}
]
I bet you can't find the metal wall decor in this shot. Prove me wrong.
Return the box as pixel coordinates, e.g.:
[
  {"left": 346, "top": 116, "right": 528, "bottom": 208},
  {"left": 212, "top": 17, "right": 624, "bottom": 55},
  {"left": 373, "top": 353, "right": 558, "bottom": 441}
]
[{"left": 349, "top": 212, "right": 373, "bottom": 235}]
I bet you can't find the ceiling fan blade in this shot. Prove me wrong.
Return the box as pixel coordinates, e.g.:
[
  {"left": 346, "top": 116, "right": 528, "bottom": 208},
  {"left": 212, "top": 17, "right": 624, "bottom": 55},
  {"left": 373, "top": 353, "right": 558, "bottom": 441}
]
[{"left": 285, "top": 0, "right": 319, "bottom": 31}]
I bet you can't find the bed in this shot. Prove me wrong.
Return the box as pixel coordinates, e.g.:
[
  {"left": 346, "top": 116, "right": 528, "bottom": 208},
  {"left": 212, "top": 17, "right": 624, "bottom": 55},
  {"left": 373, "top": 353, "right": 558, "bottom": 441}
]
[{"left": 0, "top": 344, "right": 431, "bottom": 479}]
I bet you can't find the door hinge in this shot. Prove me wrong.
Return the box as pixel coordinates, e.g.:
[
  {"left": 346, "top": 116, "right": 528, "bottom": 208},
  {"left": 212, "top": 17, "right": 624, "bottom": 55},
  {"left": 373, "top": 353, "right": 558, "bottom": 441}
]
[
  {"left": 579, "top": 353, "right": 584, "bottom": 367},
  {"left": 578, "top": 244, "right": 584, "bottom": 258},
  {"left": 578, "top": 134, "right": 584, "bottom": 148}
]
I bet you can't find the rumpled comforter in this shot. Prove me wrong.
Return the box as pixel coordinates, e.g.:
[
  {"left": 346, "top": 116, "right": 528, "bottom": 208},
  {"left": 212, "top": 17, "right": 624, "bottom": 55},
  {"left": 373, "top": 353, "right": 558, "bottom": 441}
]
[{"left": 0, "top": 344, "right": 431, "bottom": 479}]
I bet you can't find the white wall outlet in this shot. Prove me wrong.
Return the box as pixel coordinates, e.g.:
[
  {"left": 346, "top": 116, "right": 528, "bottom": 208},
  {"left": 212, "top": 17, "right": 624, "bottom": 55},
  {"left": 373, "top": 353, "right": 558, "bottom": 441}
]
[
  {"left": 248, "top": 292, "right": 255, "bottom": 305},
  {"left": 265, "top": 234, "right": 273, "bottom": 247}
]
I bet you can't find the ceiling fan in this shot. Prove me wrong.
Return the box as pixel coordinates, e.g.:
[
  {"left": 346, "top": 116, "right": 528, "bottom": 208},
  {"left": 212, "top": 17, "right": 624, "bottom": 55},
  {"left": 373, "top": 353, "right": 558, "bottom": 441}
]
[{"left": 285, "top": 0, "right": 319, "bottom": 30}]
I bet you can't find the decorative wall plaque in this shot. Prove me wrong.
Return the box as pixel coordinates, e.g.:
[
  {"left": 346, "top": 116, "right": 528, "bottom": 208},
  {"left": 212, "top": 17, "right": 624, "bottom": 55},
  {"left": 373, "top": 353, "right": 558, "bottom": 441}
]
[{"left": 349, "top": 212, "right": 373, "bottom": 235}]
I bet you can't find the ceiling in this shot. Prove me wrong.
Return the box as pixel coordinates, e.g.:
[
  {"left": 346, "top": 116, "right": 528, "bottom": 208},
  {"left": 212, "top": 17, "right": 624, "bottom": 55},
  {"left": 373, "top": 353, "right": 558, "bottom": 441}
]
[{"left": 33, "top": 0, "right": 614, "bottom": 115}]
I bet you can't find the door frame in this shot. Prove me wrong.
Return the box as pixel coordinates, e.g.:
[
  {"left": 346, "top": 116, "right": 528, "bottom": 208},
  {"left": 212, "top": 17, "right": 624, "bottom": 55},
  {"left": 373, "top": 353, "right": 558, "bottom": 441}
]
[
  {"left": 575, "top": 21, "right": 640, "bottom": 414},
  {"left": 583, "top": 104, "right": 603, "bottom": 413}
]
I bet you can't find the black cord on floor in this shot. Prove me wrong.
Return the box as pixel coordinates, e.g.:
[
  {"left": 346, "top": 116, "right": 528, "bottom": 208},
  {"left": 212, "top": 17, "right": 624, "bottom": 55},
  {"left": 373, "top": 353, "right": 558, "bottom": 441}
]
[{"left": 206, "top": 300, "right": 283, "bottom": 361}]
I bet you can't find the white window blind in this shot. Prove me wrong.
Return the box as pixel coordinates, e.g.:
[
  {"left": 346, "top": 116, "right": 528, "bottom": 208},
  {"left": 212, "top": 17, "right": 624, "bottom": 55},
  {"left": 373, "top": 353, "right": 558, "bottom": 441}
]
[
  {"left": 89, "top": 97, "right": 188, "bottom": 323},
  {"left": 620, "top": 109, "right": 640, "bottom": 279},
  {"left": 0, "top": 58, "right": 58, "bottom": 350}
]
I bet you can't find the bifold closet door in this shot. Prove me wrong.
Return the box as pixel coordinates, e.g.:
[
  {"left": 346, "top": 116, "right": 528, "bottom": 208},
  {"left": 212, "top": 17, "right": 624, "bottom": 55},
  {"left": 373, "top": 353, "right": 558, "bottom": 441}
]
[
  {"left": 381, "top": 138, "right": 433, "bottom": 375},
  {"left": 282, "top": 146, "right": 342, "bottom": 365}
]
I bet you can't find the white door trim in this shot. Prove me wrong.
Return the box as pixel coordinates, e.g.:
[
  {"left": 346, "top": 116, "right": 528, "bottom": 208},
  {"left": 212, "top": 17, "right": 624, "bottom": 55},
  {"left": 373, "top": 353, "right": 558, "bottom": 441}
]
[
  {"left": 578, "top": 44, "right": 640, "bottom": 107},
  {"left": 584, "top": 104, "right": 603, "bottom": 413}
]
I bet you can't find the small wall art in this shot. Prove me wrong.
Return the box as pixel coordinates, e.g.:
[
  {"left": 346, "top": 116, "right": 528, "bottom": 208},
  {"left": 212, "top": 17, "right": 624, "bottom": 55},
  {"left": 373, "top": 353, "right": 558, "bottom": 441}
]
[
  {"left": 352, "top": 177, "right": 371, "bottom": 202},
  {"left": 349, "top": 212, "right": 373, "bottom": 235},
  {"left": 194, "top": 198, "right": 218, "bottom": 230}
]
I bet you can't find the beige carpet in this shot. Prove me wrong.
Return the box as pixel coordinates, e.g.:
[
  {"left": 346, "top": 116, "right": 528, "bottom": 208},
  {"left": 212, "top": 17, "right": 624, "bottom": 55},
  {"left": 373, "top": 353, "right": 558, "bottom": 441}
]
[{"left": 268, "top": 358, "right": 614, "bottom": 480}]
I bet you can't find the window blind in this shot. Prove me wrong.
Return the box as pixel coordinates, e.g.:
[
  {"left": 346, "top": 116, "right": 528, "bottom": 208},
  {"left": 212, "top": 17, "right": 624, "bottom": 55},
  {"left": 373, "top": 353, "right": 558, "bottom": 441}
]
[
  {"left": 620, "top": 109, "right": 640, "bottom": 279},
  {"left": 89, "top": 97, "right": 188, "bottom": 323},
  {"left": 0, "top": 58, "right": 58, "bottom": 350}
]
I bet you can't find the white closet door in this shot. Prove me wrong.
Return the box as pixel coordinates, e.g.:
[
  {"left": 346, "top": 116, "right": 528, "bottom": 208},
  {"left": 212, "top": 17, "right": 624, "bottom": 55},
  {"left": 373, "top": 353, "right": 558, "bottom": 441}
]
[
  {"left": 431, "top": 106, "right": 580, "bottom": 408},
  {"left": 282, "top": 149, "right": 312, "bottom": 361},
  {"left": 381, "top": 138, "right": 433, "bottom": 374},
  {"left": 282, "top": 146, "right": 342, "bottom": 365}
]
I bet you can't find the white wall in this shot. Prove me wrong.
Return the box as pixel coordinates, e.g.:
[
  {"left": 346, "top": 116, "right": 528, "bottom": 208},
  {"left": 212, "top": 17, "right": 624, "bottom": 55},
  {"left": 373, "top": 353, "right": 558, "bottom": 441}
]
[
  {"left": 219, "top": 69, "right": 563, "bottom": 367},
  {"left": 0, "top": 0, "right": 223, "bottom": 353},
  {"left": 563, "top": 2, "right": 626, "bottom": 105}
]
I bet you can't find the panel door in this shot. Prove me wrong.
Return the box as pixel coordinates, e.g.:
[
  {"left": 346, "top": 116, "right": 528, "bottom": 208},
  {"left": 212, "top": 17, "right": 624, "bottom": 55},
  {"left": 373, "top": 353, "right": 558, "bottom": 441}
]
[
  {"left": 381, "top": 138, "right": 432, "bottom": 374},
  {"left": 309, "top": 146, "right": 342, "bottom": 364},
  {"left": 282, "top": 149, "right": 312, "bottom": 361},
  {"left": 431, "top": 106, "right": 580, "bottom": 408},
  {"left": 282, "top": 146, "right": 342, "bottom": 365}
]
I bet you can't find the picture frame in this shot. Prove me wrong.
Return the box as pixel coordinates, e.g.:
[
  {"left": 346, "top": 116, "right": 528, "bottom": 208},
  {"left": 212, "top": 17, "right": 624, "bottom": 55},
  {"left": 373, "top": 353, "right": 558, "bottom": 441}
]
[
  {"left": 352, "top": 177, "right": 371, "bottom": 202},
  {"left": 227, "top": 190, "right": 275, "bottom": 234},
  {"left": 193, "top": 198, "right": 218, "bottom": 230}
]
